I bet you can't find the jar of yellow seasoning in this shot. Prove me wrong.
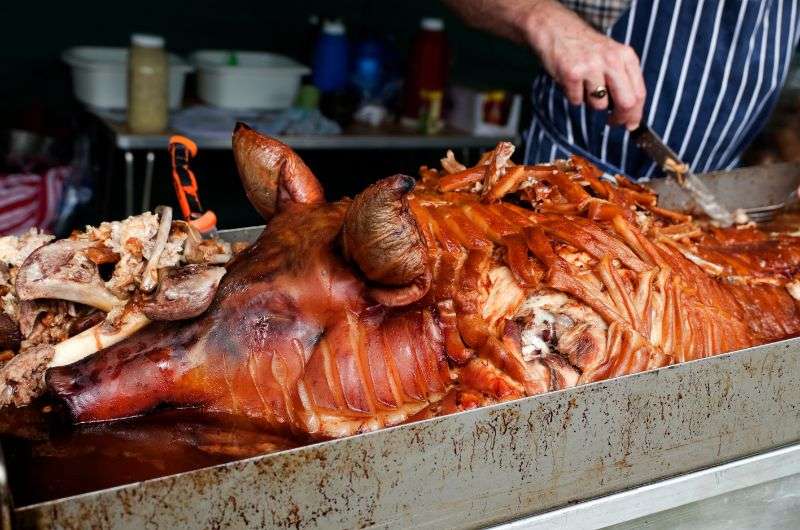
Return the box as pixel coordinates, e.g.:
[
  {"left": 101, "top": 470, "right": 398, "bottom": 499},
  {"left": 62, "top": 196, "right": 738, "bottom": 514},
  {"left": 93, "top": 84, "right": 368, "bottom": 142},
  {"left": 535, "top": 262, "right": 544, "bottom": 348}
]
[{"left": 128, "top": 34, "right": 168, "bottom": 133}]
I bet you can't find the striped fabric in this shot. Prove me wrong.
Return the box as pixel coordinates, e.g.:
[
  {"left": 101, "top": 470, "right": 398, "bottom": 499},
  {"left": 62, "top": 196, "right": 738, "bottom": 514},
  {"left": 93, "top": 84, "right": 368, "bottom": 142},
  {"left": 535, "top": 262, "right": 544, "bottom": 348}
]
[
  {"left": 560, "top": 0, "right": 632, "bottom": 31},
  {"left": 0, "top": 167, "right": 68, "bottom": 235},
  {"left": 525, "top": 0, "right": 800, "bottom": 180}
]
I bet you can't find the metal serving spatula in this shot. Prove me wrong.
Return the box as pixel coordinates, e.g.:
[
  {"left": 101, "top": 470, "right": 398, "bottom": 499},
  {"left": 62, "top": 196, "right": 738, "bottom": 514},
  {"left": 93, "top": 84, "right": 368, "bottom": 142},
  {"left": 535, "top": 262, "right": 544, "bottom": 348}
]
[{"left": 630, "top": 124, "right": 736, "bottom": 227}]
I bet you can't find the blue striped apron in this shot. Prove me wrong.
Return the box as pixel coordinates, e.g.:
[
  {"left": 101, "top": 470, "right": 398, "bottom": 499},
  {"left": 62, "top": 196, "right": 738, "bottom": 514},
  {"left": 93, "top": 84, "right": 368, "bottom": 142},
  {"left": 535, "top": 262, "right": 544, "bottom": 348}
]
[{"left": 524, "top": 0, "right": 800, "bottom": 179}]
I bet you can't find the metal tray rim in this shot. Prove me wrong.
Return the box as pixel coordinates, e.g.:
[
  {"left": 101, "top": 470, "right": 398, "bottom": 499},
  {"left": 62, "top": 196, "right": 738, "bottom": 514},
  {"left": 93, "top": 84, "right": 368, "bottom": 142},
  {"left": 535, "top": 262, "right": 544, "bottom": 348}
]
[{"left": 15, "top": 333, "right": 800, "bottom": 512}]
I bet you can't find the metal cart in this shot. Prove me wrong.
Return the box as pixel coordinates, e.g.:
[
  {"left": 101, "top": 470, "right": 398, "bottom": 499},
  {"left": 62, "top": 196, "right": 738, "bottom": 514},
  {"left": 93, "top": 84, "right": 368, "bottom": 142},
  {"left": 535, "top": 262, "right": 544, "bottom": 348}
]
[{"left": 6, "top": 164, "right": 800, "bottom": 529}]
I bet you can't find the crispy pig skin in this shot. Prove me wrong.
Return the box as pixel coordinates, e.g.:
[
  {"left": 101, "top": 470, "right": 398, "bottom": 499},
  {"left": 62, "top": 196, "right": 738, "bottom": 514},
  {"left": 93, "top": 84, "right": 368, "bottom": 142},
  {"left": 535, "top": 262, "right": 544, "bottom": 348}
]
[
  {"left": 45, "top": 130, "right": 800, "bottom": 440},
  {"left": 48, "top": 202, "right": 449, "bottom": 438}
]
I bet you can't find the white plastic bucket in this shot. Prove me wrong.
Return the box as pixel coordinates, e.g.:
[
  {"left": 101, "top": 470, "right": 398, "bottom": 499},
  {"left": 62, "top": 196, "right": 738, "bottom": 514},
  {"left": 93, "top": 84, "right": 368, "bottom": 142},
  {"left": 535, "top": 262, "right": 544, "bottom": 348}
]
[
  {"left": 62, "top": 46, "right": 193, "bottom": 110},
  {"left": 190, "top": 50, "right": 309, "bottom": 110}
]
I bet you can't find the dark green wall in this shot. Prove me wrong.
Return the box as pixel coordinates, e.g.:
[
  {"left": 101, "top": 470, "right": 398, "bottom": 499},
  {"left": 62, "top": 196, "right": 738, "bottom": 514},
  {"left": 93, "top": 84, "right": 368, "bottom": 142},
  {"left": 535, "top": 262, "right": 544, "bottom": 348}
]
[{"left": 0, "top": 0, "right": 538, "bottom": 118}]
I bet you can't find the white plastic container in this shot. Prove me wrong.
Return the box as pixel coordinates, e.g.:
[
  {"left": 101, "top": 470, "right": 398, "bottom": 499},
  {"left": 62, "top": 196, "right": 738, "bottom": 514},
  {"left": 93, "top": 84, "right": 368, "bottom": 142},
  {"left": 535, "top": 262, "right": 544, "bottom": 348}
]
[
  {"left": 190, "top": 50, "right": 310, "bottom": 110},
  {"left": 62, "top": 46, "right": 193, "bottom": 110},
  {"left": 448, "top": 85, "right": 522, "bottom": 137}
]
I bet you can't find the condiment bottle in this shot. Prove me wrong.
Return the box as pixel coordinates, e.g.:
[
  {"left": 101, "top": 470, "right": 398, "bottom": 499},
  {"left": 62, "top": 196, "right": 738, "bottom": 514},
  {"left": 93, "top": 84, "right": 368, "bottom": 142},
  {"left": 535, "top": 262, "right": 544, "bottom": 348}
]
[
  {"left": 128, "top": 34, "right": 168, "bottom": 133},
  {"left": 312, "top": 20, "right": 349, "bottom": 93},
  {"left": 483, "top": 90, "right": 508, "bottom": 125},
  {"left": 352, "top": 37, "right": 385, "bottom": 102},
  {"left": 402, "top": 18, "right": 449, "bottom": 127},
  {"left": 419, "top": 89, "right": 443, "bottom": 134}
]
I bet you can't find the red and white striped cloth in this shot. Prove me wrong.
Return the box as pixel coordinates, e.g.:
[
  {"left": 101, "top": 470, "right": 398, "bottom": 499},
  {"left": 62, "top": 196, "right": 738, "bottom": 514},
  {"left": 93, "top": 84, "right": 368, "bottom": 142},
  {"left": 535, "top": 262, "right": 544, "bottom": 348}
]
[{"left": 0, "top": 166, "right": 69, "bottom": 236}]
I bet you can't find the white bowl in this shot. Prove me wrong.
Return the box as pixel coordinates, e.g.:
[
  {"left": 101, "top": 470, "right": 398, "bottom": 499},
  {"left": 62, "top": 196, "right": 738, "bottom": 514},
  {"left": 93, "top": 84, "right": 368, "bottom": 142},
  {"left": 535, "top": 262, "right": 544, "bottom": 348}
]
[{"left": 190, "top": 50, "right": 309, "bottom": 110}]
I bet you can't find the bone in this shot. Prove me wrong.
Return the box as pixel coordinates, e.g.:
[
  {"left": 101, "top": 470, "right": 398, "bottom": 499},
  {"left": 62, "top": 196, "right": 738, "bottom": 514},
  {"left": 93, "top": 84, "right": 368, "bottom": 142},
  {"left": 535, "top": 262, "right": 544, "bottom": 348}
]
[
  {"left": 140, "top": 206, "right": 173, "bottom": 292},
  {"left": 141, "top": 264, "right": 226, "bottom": 321},
  {"left": 48, "top": 309, "right": 151, "bottom": 368},
  {"left": 343, "top": 174, "right": 429, "bottom": 290},
  {"left": 233, "top": 122, "right": 324, "bottom": 220},
  {"left": 15, "top": 239, "right": 121, "bottom": 312}
]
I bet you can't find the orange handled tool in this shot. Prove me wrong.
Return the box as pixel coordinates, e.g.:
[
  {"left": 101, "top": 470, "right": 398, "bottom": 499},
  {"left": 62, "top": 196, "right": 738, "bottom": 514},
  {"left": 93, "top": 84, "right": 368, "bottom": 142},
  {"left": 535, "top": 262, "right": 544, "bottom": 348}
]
[{"left": 168, "top": 135, "right": 218, "bottom": 236}]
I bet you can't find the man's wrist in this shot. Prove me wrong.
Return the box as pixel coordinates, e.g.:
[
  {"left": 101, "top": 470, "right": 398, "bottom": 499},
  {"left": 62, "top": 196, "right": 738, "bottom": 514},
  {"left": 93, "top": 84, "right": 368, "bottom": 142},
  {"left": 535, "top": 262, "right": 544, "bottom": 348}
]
[{"left": 512, "top": 0, "right": 557, "bottom": 50}]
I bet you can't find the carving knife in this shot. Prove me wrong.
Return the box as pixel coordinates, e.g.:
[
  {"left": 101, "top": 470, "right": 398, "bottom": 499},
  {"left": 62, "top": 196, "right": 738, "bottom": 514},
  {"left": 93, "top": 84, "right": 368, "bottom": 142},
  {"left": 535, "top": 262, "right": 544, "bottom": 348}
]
[{"left": 630, "top": 124, "right": 736, "bottom": 226}]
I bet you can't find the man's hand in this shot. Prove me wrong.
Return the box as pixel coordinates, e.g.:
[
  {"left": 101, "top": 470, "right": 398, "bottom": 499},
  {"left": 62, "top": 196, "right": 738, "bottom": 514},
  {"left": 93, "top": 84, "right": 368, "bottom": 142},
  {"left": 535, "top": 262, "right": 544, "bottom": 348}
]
[
  {"left": 443, "top": 0, "right": 646, "bottom": 130},
  {"left": 521, "top": 1, "right": 646, "bottom": 129}
]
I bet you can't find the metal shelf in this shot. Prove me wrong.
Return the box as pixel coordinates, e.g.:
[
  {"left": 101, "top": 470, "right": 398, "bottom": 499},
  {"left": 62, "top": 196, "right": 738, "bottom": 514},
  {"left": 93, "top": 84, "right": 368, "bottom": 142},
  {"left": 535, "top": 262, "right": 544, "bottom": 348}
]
[
  {"left": 91, "top": 109, "right": 518, "bottom": 216},
  {"left": 95, "top": 112, "right": 516, "bottom": 151}
]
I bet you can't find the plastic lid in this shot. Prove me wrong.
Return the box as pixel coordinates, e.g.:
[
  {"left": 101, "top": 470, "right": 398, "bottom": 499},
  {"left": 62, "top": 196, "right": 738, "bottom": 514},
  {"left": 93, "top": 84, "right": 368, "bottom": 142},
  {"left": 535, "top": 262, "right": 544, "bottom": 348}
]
[
  {"left": 131, "top": 33, "right": 165, "bottom": 48},
  {"left": 322, "top": 20, "right": 346, "bottom": 35},
  {"left": 421, "top": 17, "right": 444, "bottom": 31}
]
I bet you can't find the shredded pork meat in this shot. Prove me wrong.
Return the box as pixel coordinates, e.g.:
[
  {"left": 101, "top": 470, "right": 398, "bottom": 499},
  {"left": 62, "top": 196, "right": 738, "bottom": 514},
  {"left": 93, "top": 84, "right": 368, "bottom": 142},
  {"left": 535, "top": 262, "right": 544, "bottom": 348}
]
[
  {"left": 0, "top": 344, "right": 54, "bottom": 407},
  {"left": 0, "top": 209, "right": 238, "bottom": 405}
]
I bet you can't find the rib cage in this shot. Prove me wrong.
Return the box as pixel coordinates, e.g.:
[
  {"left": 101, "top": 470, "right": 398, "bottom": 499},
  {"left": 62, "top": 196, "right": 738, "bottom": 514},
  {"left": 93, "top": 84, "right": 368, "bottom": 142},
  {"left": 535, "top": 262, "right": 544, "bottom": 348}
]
[{"left": 406, "top": 147, "right": 800, "bottom": 414}]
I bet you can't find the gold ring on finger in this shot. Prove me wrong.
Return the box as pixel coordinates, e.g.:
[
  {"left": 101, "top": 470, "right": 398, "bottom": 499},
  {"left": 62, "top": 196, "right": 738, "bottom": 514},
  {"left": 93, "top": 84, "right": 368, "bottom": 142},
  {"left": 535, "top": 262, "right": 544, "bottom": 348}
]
[{"left": 590, "top": 85, "right": 608, "bottom": 99}]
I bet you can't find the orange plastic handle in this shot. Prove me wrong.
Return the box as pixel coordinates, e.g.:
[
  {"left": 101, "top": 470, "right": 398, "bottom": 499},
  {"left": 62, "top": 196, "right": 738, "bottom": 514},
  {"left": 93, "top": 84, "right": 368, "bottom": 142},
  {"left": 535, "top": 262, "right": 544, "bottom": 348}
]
[
  {"left": 189, "top": 211, "right": 218, "bottom": 234},
  {"left": 169, "top": 135, "right": 198, "bottom": 156},
  {"left": 169, "top": 135, "right": 201, "bottom": 220}
]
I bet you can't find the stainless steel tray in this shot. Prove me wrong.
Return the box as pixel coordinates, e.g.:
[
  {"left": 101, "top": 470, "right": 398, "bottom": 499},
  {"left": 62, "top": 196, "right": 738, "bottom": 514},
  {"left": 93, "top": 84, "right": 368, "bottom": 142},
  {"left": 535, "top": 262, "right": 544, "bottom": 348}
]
[
  {"left": 11, "top": 164, "right": 800, "bottom": 529},
  {"left": 650, "top": 161, "right": 800, "bottom": 212}
]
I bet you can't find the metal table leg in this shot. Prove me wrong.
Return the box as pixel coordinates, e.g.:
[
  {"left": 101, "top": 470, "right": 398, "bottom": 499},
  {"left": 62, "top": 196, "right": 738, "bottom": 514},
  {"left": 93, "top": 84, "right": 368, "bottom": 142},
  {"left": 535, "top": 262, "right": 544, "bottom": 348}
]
[
  {"left": 124, "top": 151, "right": 134, "bottom": 218},
  {"left": 142, "top": 151, "right": 155, "bottom": 212}
]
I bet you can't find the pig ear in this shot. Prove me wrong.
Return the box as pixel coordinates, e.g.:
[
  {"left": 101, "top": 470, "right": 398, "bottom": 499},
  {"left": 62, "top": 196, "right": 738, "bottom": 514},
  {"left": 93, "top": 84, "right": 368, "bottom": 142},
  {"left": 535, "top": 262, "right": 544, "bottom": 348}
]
[
  {"left": 232, "top": 123, "right": 325, "bottom": 220},
  {"left": 342, "top": 174, "right": 431, "bottom": 307}
]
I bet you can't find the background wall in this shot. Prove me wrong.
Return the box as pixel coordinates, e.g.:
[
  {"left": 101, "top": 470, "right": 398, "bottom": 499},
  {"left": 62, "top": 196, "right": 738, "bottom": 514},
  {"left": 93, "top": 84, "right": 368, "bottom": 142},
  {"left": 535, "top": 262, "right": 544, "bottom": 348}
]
[
  {"left": 0, "top": 0, "right": 538, "bottom": 119},
  {"left": 0, "top": 0, "right": 540, "bottom": 229}
]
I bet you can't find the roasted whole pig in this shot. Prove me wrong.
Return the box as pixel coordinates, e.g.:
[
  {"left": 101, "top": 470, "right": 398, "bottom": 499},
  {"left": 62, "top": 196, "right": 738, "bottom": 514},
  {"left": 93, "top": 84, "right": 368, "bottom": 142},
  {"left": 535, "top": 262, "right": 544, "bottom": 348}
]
[{"left": 12, "top": 124, "right": 800, "bottom": 439}]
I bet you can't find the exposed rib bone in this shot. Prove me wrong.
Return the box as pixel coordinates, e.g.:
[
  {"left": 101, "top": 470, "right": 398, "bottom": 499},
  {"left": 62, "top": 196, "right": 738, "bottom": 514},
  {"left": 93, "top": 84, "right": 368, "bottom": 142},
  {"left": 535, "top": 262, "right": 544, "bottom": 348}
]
[
  {"left": 48, "top": 309, "right": 151, "bottom": 368},
  {"left": 140, "top": 206, "right": 173, "bottom": 292},
  {"left": 15, "top": 239, "right": 121, "bottom": 312}
]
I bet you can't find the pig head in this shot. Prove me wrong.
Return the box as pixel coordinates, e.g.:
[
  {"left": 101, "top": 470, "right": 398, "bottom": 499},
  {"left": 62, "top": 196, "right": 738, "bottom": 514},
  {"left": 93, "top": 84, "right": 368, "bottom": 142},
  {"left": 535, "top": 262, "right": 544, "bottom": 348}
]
[{"left": 47, "top": 124, "right": 450, "bottom": 438}]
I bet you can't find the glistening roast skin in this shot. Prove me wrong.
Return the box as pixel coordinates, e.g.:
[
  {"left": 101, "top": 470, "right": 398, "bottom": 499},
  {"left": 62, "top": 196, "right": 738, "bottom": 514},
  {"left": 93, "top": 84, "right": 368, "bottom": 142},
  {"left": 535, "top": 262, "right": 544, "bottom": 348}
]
[{"left": 45, "top": 123, "right": 800, "bottom": 439}]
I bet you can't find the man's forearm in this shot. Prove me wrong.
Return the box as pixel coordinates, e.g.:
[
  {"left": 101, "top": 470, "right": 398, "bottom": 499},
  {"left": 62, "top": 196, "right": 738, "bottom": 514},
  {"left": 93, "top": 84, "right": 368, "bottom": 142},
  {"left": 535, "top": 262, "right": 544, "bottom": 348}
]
[{"left": 441, "top": 0, "right": 546, "bottom": 45}]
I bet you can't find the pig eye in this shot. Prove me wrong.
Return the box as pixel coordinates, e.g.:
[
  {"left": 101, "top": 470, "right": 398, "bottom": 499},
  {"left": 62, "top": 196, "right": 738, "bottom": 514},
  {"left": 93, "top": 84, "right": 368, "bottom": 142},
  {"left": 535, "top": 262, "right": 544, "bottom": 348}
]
[
  {"left": 232, "top": 291, "right": 297, "bottom": 336},
  {"left": 251, "top": 312, "right": 293, "bottom": 332}
]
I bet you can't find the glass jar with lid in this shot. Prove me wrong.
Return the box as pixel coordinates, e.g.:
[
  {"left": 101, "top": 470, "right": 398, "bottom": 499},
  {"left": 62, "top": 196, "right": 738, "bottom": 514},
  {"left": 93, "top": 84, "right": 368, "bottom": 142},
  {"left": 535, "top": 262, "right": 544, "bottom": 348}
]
[{"left": 128, "top": 33, "right": 168, "bottom": 133}]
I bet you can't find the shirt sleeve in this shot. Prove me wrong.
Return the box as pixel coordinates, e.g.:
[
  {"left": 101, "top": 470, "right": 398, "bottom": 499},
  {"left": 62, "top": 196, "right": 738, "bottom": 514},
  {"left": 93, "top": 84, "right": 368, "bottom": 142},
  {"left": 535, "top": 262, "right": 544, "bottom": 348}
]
[{"left": 557, "top": 0, "right": 631, "bottom": 32}]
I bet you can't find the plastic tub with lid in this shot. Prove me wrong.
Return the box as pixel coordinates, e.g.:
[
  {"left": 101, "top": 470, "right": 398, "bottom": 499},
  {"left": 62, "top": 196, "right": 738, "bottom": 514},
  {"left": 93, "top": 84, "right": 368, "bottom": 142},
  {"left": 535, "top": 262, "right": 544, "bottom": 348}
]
[
  {"left": 190, "top": 50, "right": 310, "bottom": 110},
  {"left": 62, "top": 46, "right": 193, "bottom": 110}
]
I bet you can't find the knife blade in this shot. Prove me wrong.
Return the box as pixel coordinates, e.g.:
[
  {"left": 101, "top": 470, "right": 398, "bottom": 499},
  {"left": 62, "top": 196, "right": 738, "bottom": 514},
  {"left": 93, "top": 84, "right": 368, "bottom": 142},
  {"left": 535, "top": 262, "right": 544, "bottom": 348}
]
[{"left": 630, "top": 124, "right": 735, "bottom": 226}]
